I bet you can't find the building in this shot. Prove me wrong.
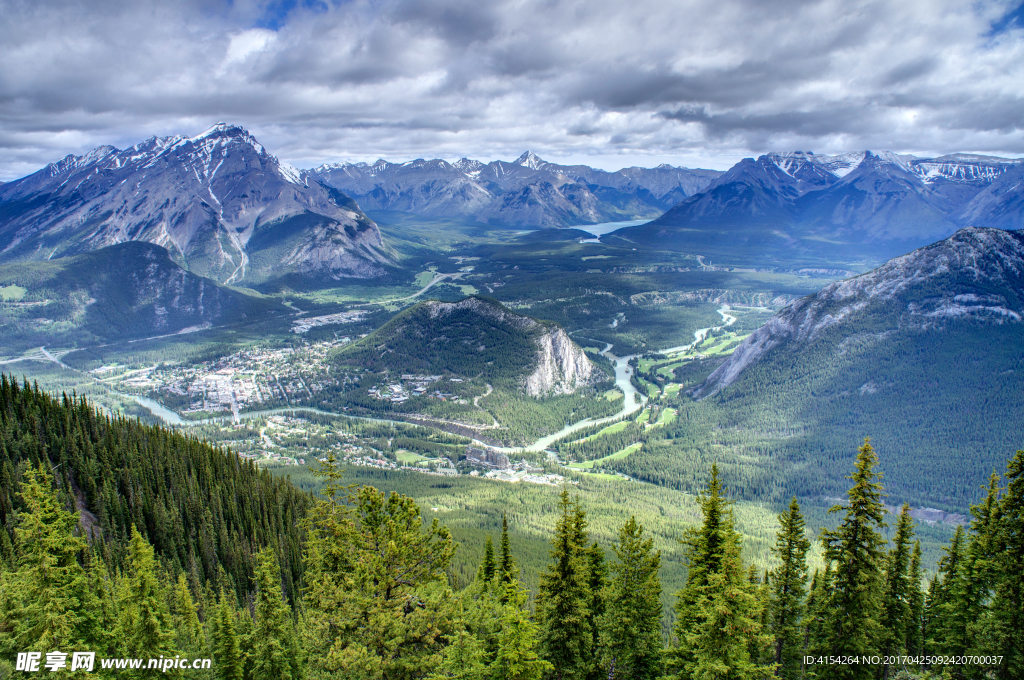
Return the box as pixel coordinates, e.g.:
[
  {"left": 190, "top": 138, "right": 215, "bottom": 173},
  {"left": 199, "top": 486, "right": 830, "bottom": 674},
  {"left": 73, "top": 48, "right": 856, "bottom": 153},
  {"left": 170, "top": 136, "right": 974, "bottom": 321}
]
[{"left": 465, "top": 446, "right": 510, "bottom": 470}]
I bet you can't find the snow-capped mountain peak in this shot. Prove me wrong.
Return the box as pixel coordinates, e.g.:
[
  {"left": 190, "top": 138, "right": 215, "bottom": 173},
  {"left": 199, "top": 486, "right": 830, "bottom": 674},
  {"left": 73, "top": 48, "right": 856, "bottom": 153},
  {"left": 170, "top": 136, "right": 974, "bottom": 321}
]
[{"left": 514, "top": 151, "right": 547, "bottom": 170}]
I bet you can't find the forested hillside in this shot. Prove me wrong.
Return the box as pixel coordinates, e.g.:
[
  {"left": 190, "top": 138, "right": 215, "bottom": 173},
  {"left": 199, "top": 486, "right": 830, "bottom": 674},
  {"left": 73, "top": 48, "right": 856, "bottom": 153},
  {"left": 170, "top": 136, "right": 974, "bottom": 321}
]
[
  {"left": 0, "top": 375, "right": 307, "bottom": 603},
  {"left": 1, "top": 380, "right": 1022, "bottom": 679}
]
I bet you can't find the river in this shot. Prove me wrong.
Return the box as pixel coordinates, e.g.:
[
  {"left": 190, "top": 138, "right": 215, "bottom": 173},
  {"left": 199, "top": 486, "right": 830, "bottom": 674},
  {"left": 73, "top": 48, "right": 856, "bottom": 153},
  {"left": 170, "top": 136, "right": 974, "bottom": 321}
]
[{"left": 123, "top": 344, "right": 647, "bottom": 453}]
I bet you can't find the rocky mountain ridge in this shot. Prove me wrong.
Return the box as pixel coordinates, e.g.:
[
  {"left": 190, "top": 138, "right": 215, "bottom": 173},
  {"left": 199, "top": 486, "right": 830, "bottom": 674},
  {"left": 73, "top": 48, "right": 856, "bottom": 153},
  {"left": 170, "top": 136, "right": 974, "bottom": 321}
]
[
  {"left": 611, "top": 150, "right": 1023, "bottom": 263},
  {"left": 694, "top": 226, "right": 1024, "bottom": 397},
  {"left": 308, "top": 152, "right": 722, "bottom": 228},
  {"left": 0, "top": 124, "right": 390, "bottom": 285}
]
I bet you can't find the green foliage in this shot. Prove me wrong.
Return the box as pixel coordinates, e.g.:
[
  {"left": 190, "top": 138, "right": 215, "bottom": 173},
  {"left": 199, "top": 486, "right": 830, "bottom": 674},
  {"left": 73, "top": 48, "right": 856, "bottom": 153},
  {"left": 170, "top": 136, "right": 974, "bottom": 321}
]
[
  {"left": 769, "top": 497, "right": 810, "bottom": 680},
  {"left": 0, "top": 464, "right": 91, "bottom": 653},
  {"left": 253, "top": 547, "right": 298, "bottom": 680},
  {"left": 599, "top": 516, "right": 663, "bottom": 680},
  {"left": 301, "top": 468, "right": 459, "bottom": 680},
  {"left": 669, "top": 465, "right": 774, "bottom": 680},
  {"left": 816, "top": 439, "right": 887, "bottom": 680},
  {"left": 537, "top": 488, "right": 594, "bottom": 680}
]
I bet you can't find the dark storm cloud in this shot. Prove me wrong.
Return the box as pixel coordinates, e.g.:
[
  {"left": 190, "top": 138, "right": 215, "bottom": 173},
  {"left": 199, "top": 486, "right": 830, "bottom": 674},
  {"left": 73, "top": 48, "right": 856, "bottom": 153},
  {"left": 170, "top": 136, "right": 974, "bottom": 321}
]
[{"left": 0, "top": 0, "right": 1023, "bottom": 179}]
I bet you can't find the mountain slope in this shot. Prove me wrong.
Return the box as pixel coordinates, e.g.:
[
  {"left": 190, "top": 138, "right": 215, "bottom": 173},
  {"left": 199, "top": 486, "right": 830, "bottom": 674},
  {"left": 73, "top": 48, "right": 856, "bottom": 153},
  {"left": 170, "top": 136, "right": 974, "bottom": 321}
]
[
  {"left": 611, "top": 151, "right": 1023, "bottom": 264},
  {"left": 337, "top": 296, "right": 598, "bottom": 395},
  {"left": 0, "top": 241, "right": 284, "bottom": 350},
  {"left": 687, "top": 227, "right": 1024, "bottom": 508},
  {"left": 309, "top": 152, "right": 721, "bottom": 228},
  {"left": 0, "top": 124, "right": 390, "bottom": 284}
]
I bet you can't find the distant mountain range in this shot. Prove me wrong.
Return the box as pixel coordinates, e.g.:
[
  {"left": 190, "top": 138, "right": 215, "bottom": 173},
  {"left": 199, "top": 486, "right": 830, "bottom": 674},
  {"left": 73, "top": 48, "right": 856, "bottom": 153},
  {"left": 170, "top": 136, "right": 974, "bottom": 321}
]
[
  {"left": 690, "top": 226, "right": 1024, "bottom": 508},
  {"left": 0, "top": 124, "right": 391, "bottom": 286},
  {"left": 610, "top": 151, "right": 1024, "bottom": 264},
  {"left": 308, "top": 153, "right": 722, "bottom": 228}
]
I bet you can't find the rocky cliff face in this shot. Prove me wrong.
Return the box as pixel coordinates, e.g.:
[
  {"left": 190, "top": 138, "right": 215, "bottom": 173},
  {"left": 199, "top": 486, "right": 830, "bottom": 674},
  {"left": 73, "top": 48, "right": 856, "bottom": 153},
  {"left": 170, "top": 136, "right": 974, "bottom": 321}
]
[
  {"left": 693, "top": 227, "right": 1024, "bottom": 397},
  {"left": 525, "top": 326, "right": 597, "bottom": 396},
  {"left": 0, "top": 124, "right": 390, "bottom": 284}
]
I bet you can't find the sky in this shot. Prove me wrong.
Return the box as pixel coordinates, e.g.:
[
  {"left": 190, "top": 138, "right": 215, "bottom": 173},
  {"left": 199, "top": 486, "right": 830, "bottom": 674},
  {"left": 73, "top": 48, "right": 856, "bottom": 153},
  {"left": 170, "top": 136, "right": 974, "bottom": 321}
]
[{"left": 1, "top": 0, "right": 1023, "bottom": 181}]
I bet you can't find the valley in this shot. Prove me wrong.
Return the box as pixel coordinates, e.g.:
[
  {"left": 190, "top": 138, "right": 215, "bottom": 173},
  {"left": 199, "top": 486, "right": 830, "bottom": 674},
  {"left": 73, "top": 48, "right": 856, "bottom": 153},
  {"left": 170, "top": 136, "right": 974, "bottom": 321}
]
[{"left": 4, "top": 128, "right": 1022, "bottom": 587}]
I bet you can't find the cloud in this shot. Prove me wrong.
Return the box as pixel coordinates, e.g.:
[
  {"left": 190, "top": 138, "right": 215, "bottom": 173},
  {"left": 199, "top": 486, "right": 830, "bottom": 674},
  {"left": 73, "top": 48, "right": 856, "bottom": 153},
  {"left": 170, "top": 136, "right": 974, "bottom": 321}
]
[{"left": 0, "top": 0, "right": 1022, "bottom": 179}]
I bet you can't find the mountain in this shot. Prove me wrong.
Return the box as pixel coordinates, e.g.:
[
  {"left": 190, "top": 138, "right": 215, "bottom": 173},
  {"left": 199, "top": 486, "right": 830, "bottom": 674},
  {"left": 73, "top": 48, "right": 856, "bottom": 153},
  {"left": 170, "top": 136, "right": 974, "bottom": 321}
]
[
  {"left": 308, "top": 152, "right": 721, "bottom": 228},
  {"left": 0, "top": 241, "right": 284, "bottom": 351},
  {"left": 688, "top": 226, "right": 1024, "bottom": 508},
  {"left": 610, "top": 150, "right": 1023, "bottom": 264},
  {"left": 336, "top": 296, "right": 599, "bottom": 395},
  {"left": 0, "top": 124, "right": 391, "bottom": 285}
]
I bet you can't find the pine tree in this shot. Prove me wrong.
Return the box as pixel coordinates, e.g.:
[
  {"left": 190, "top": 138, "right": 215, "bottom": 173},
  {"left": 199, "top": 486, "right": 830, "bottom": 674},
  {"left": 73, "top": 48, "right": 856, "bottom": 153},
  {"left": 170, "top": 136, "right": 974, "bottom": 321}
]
[
  {"left": 928, "top": 525, "right": 968, "bottom": 657},
  {"left": 213, "top": 592, "right": 244, "bottom": 680},
  {"left": 769, "top": 496, "right": 810, "bottom": 680},
  {"left": 585, "top": 541, "right": 607, "bottom": 679},
  {"left": 478, "top": 536, "right": 496, "bottom": 585},
  {"left": 599, "top": 516, "right": 663, "bottom": 680},
  {"left": 906, "top": 541, "right": 924, "bottom": 657},
  {"left": 426, "top": 630, "right": 489, "bottom": 680},
  {"left": 252, "top": 548, "right": 295, "bottom": 680},
  {"left": 301, "top": 480, "right": 459, "bottom": 680},
  {"left": 671, "top": 465, "right": 773, "bottom": 680},
  {"left": 537, "top": 487, "right": 592, "bottom": 680},
  {"left": 0, "top": 464, "right": 90, "bottom": 654},
  {"left": 818, "top": 439, "right": 887, "bottom": 680},
  {"left": 990, "top": 449, "right": 1024, "bottom": 680},
  {"left": 118, "top": 525, "right": 176, "bottom": 674},
  {"left": 499, "top": 514, "right": 516, "bottom": 587},
  {"left": 171, "top": 572, "right": 205, "bottom": 661},
  {"left": 879, "top": 504, "right": 914, "bottom": 680},
  {"left": 685, "top": 528, "right": 774, "bottom": 680},
  {"left": 492, "top": 579, "right": 554, "bottom": 680}
]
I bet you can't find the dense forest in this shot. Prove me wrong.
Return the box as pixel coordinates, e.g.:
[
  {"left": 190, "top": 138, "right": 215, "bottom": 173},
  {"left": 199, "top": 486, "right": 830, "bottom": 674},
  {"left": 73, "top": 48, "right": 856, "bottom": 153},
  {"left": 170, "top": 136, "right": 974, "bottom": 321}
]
[{"left": 1, "top": 378, "right": 1022, "bottom": 679}]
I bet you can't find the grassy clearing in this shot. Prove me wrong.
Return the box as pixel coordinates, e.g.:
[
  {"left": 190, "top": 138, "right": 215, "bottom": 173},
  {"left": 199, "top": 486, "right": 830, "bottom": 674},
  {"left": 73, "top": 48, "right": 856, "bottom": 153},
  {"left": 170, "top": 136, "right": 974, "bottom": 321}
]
[
  {"left": 635, "top": 409, "right": 651, "bottom": 425},
  {"left": 648, "top": 408, "right": 678, "bottom": 428},
  {"left": 568, "top": 442, "right": 642, "bottom": 470},
  {"left": 458, "top": 284, "right": 479, "bottom": 295},
  {"left": 664, "top": 383, "right": 683, "bottom": 398},
  {"left": 602, "top": 389, "right": 623, "bottom": 401},
  {"left": 396, "top": 450, "right": 429, "bottom": 464},
  {"left": 413, "top": 271, "right": 436, "bottom": 287},
  {"left": 0, "top": 285, "right": 27, "bottom": 301}
]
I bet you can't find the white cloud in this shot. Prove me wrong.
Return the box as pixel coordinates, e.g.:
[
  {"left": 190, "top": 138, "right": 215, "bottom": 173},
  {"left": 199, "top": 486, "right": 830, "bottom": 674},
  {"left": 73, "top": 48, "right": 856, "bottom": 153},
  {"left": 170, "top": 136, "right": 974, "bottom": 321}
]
[{"left": 0, "top": 0, "right": 1022, "bottom": 180}]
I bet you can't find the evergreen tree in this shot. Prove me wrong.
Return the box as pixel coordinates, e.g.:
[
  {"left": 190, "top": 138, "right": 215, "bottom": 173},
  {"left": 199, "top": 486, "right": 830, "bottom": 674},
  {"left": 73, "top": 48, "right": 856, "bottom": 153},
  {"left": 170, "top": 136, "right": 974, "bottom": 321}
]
[
  {"left": 879, "top": 504, "right": 914, "bottom": 680},
  {"left": 990, "top": 450, "right": 1024, "bottom": 680},
  {"left": 685, "top": 528, "right": 774, "bottom": 680},
  {"left": 118, "top": 526, "right": 175, "bottom": 674},
  {"left": 478, "top": 536, "right": 496, "bottom": 584},
  {"left": 499, "top": 514, "right": 516, "bottom": 586},
  {"left": 671, "top": 465, "right": 773, "bottom": 680},
  {"left": 599, "top": 516, "right": 663, "bottom": 680},
  {"left": 0, "top": 464, "right": 90, "bottom": 653},
  {"left": 537, "top": 487, "right": 592, "bottom": 680},
  {"left": 302, "top": 477, "right": 459, "bottom": 680},
  {"left": 818, "top": 439, "right": 887, "bottom": 680},
  {"left": 928, "top": 525, "right": 968, "bottom": 658},
  {"left": 585, "top": 541, "right": 608, "bottom": 679},
  {"left": 426, "top": 630, "right": 489, "bottom": 680},
  {"left": 213, "top": 592, "right": 244, "bottom": 680},
  {"left": 252, "top": 548, "right": 295, "bottom": 680},
  {"left": 803, "top": 563, "right": 834, "bottom": 672},
  {"left": 492, "top": 579, "right": 553, "bottom": 680},
  {"left": 769, "top": 496, "right": 810, "bottom": 680},
  {"left": 906, "top": 541, "right": 924, "bottom": 657},
  {"left": 171, "top": 572, "right": 206, "bottom": 661}
]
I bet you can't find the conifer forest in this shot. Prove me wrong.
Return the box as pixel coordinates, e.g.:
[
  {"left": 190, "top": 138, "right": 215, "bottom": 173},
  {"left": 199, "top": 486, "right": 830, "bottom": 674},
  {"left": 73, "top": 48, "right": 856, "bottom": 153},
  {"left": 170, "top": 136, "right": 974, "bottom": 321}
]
[{"left": 1, "top": 377, "right": 1022, "bottom": 679}]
